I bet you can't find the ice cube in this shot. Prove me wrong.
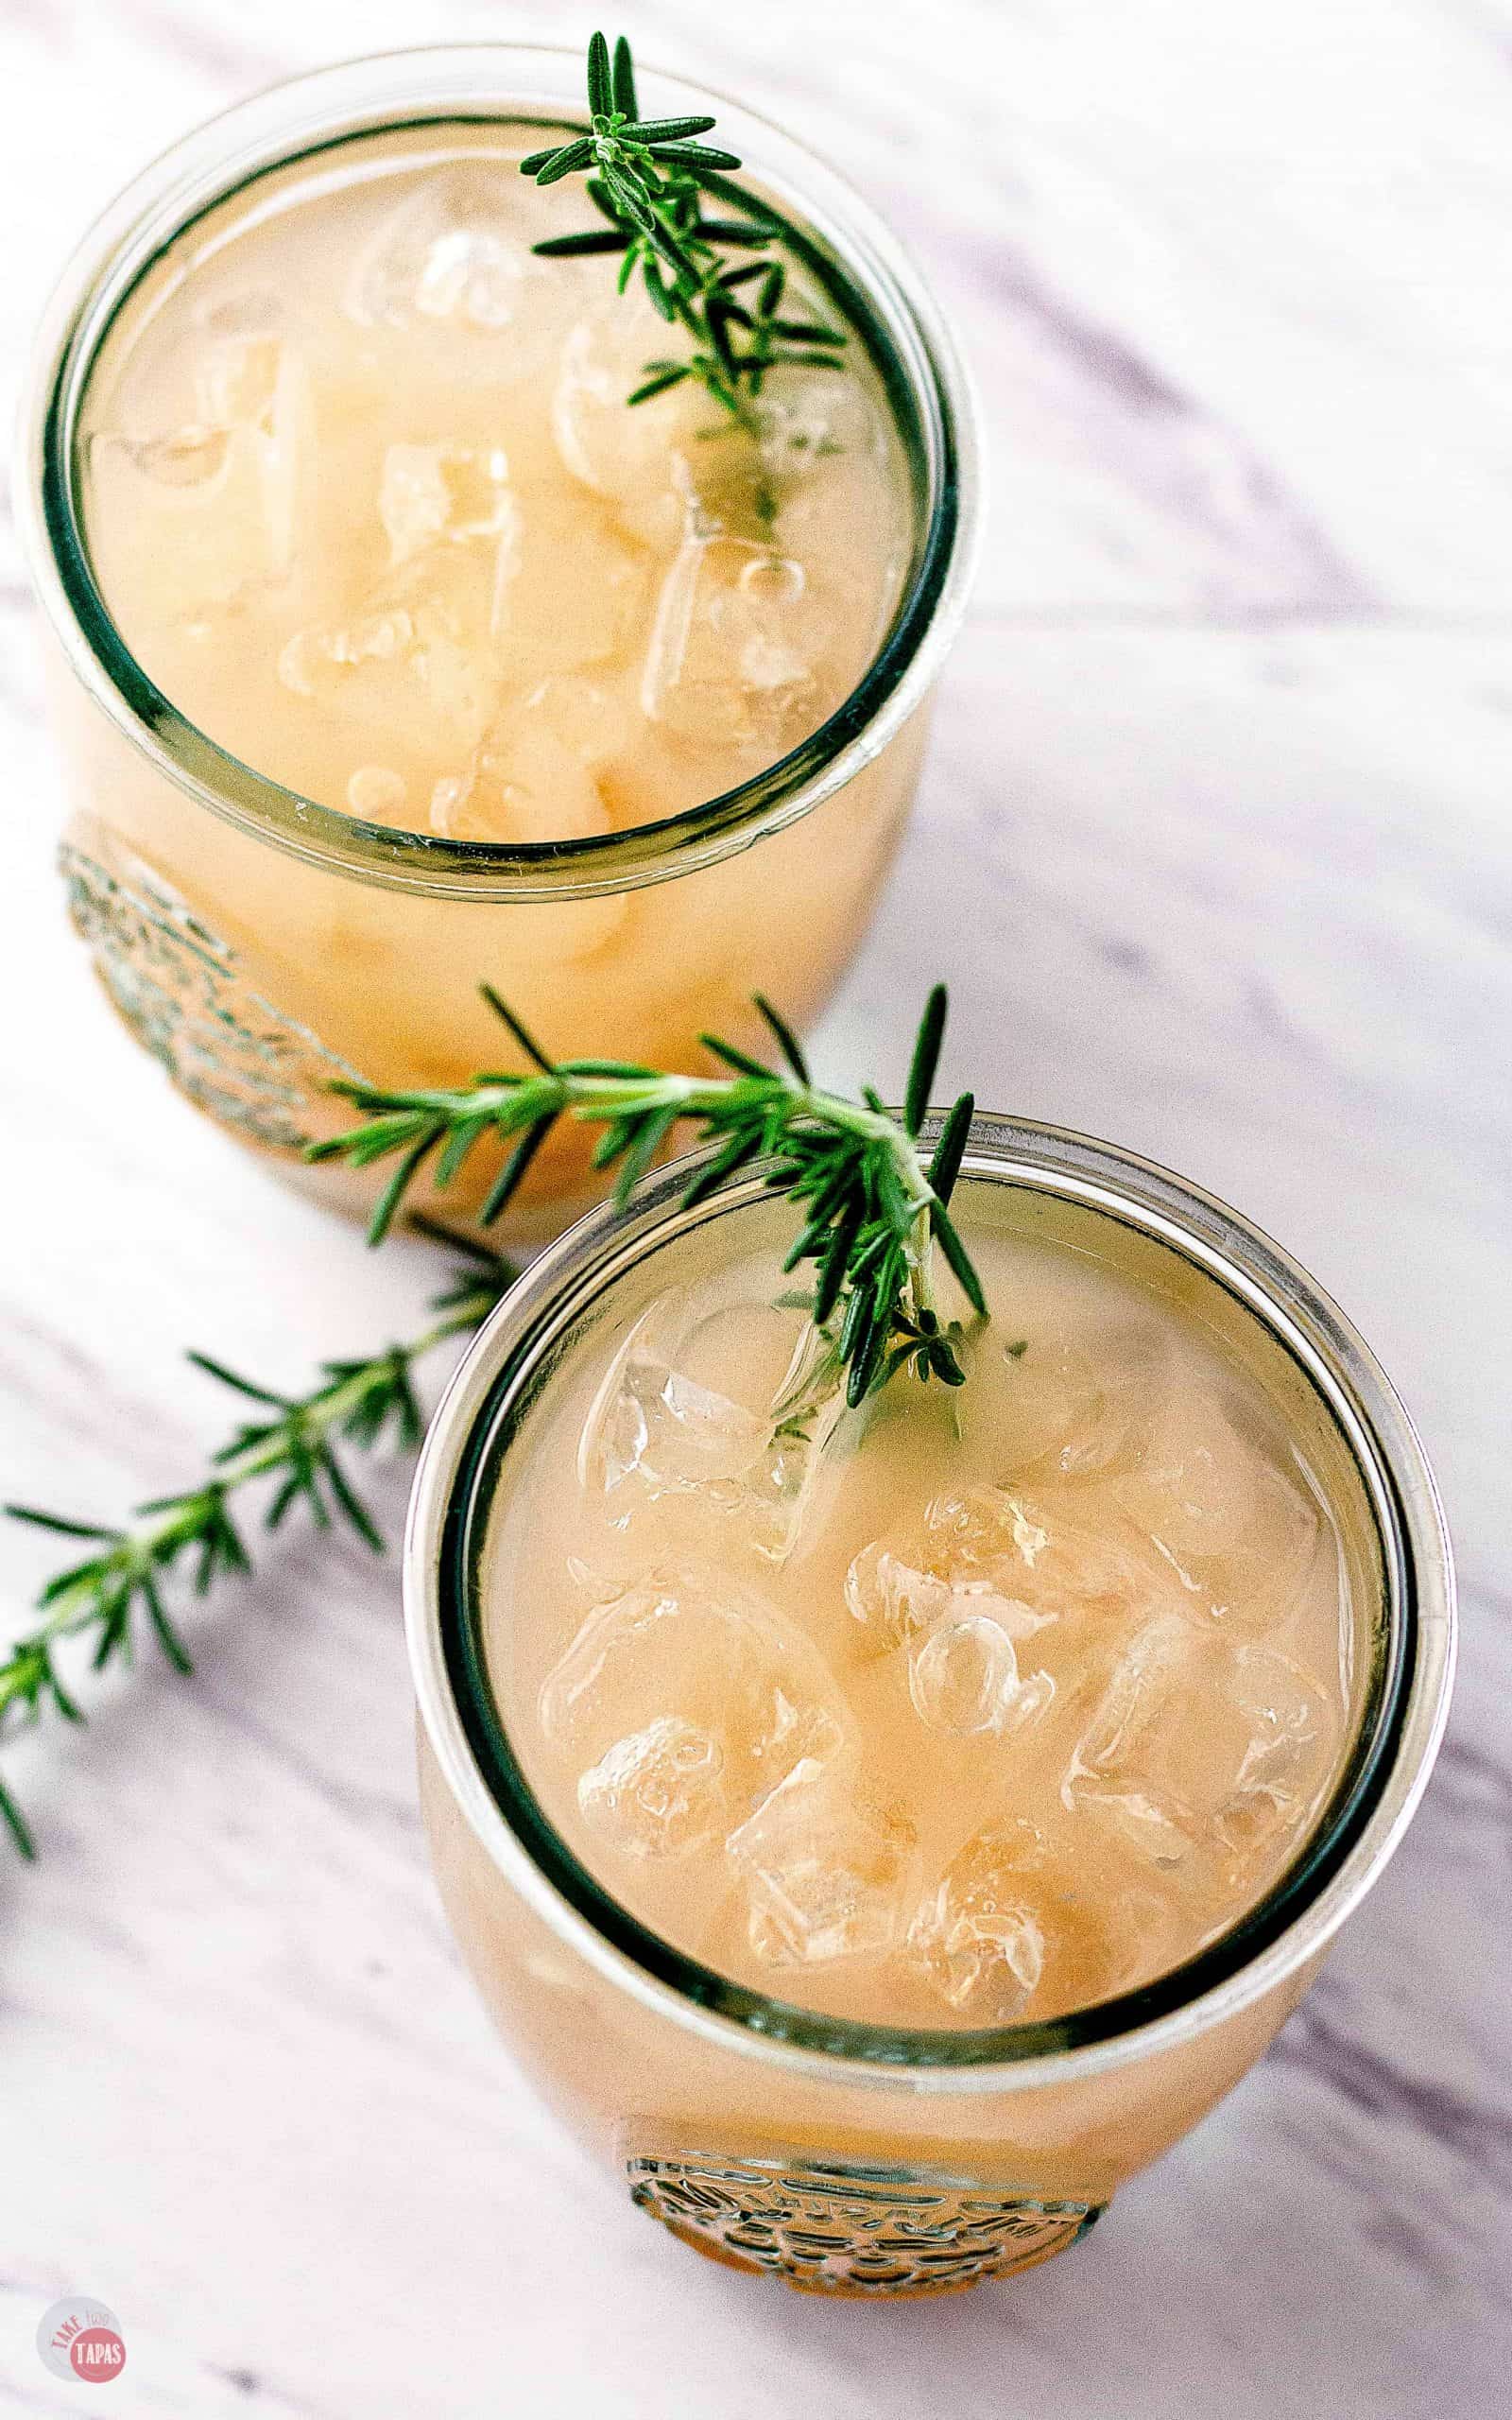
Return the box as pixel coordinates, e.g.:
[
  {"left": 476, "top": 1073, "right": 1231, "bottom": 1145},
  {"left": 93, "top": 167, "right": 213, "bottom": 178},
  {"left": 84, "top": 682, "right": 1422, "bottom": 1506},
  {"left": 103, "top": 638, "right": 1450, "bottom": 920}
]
[
  {"left": 345, "top": 765, "right": 408, "bottom": 821},
  {"left": 86, "top": 347, "right": 312, "bottom": 624},
  {"left": 193, "top": 334, "right": 283, "bottom": 429},
  {"left": 923, "top": 1484, "right": 1167, "bottom": 1631},
  {"left": 580, "top": 1305, "right": 849, "bottom": 1564},
  {"left": 516, "top": 672, "right": 639, "bottom": 768},
  {"left": 907, "top": 1822, "right": 1185, "bottom": 2020},
  {"left": 907, "top": 1615, "right": 1054, "bottom": 1738},
  {"left": 1062, "top": 1614, "right": 1335, "bottom": 1876},
  {"left": 757, "top": 367, "right": 884, "bottom": 482},
  {"left": 844, "top": 1537, "right": 1055, "bottom": 1657},
  {"left": 1112, "top": 1389, "right": 1323, "bottom": 1637},
  {"left": 906, "top": 1824, "right": 1048, "bottom": 2018},
  {"left": 641, "top": 533, "right": 827, "bottom": 752},
  {"left": 673, "top": 428, "right": 778, "bottom": 544},
  {"left": 196, "top": 284, "right": 284, "bottom": 341},
  {"left": 104, "top": 424, "right": 230, "bottom": 487},
  {"left": 1218, "top": 1646, "right": 1339, "bottom": 1856},
  {"left": 280, "top": 603, "right": 414, "bottom": 694},
  {"left": 396, "top": 596, "right": 497, "bottom": 741},
  {"left": 577, "top": 1716, "right": 727, "bottom": 1861},
  {"left": 592, "top": 725, "right": 711, "bottom": 826},
  {"left": 278, "top": 551, "right": 497, "bottom": 761},
  {"left": 769, "top": 423, "right": 906, "bottom": 617},
  {"left": 280, "top": 594, "right": 495, "bottom": 757},
  {"left": 998, "top": 1329, "right": 1163, "bottom": 1483},
  {"left": 429, "top": 712, "right": 629, "bottom": 959},
  {"left": 748, "top": 358, "right": 890, "bottom": 594},
  {"left": 345, "top": 168, "right": 538, "bottom": 332},
  {"left": 1030, "top": 1872, "right": 1185, "bottom": 2016},
  {"left": 728, "top": 1756, "right": 919, "bottom": 1968},
  {"left": 429, "top": 716, "right": 610, "bottom": 844},
  {"left": 539, "top": 1564, "right": 855, "bottom": 1827},
  {"left": 553, "top": 311, "right": 707, "bottom": 515},
  {"left": 378, "top": 443, "right": 514, "bottom": 563},
  {"left": 1060, "top": 1613, "right": 1196, "bottom": 1865},
  {"left": 490, "top": 487, "right": 648, "bottom": 687},
  {"left": 552, "top": 311, "right": 785, "bottom": 547},
  {"left": 843, "top": 1543, "right": 953, "bottom": 1651},
  {"left": 594, "top": 1349, "right": 765, "bottom": 1494}
]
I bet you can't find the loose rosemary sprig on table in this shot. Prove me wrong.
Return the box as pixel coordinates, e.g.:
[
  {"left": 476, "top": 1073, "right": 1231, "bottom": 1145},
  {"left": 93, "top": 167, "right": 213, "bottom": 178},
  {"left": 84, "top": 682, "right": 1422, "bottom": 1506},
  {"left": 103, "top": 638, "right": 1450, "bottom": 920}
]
[
  {"left": 311, "top": 983, "right": 986, "bottom": 1412},
  {"left": 522, "top": 30, "right": 847, "bottom": 423},
  {"left": 0, "top": 1225, "right": 516, "bottom": 1860}
]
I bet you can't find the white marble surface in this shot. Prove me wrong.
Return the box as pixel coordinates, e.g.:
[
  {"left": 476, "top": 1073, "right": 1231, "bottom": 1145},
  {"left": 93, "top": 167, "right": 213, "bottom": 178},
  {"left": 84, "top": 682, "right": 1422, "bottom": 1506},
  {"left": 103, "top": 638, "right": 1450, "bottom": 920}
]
[{"left": 2, "top": 2, "right": 1509, "bottom": 2413}]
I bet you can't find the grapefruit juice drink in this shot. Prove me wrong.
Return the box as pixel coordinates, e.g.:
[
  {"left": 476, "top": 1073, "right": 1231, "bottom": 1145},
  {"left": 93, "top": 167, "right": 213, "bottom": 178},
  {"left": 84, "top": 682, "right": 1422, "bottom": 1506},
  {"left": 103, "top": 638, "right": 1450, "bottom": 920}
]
[
  {"left": 408, "top": 1128, "right": 1452, "bottom": 2293},
  {"left": 21, "top": 51, "right": 973, "bottom": 1233},
  {"left": 77, "top": 127, "right": 910, "bottom": 843},
  {"left": 487, "top": 1192, "right": 1369, "bottom": 2029}
]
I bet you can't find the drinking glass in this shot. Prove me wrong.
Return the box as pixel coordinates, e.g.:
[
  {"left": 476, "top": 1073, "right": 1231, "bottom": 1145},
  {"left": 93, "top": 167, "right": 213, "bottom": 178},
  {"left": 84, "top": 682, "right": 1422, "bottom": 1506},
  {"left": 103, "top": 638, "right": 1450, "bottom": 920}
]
[
  {"left": 17, "top": 45, "right": 977, "bottom": 1238},
  {"left": 404, "top": 1116, "right": 1453, "bottom": 2295}
]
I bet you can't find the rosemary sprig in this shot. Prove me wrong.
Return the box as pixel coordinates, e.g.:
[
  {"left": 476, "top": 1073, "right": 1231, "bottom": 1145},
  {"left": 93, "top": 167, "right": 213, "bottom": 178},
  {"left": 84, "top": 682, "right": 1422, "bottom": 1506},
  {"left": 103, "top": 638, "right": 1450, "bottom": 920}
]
[
  {"left": 310, "top": 983, "right": 986, "bottom": 1412},
  {"left": 4, "top": 993, "right": 985, "bottom": 1858},
  {"left": 523, "top": 30, "right": 847, "bottom": 424},
  {"left": 0, "top": 1224, "right": 516, "bottom": 1859}
]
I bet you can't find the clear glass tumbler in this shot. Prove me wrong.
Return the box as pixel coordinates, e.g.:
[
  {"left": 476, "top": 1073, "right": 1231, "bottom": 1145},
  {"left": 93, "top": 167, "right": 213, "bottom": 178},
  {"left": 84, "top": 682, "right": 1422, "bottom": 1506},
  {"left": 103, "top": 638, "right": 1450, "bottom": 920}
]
[
  {"left": 17, "top": 46, "right": 977, "bottom": 1238},
  {"left": 404, "top": 1117, "right": 1454, "bottom": 2296}
]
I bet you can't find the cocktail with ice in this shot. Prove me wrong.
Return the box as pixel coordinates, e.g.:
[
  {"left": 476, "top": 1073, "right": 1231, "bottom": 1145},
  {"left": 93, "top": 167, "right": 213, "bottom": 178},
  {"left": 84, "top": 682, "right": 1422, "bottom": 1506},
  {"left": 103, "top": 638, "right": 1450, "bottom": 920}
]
[
  {"left": 21, "top": 46, "right": 972, "bottom": 1231},
  {"left": 78, "top": 125, "right": 908, "bottom": 839},
  {"left": 406, "top": 1107, "right": 1452, "bottom": 2293},
  {"left": 487, "top": 1184, "right": 1366, "bottom": 2031}
]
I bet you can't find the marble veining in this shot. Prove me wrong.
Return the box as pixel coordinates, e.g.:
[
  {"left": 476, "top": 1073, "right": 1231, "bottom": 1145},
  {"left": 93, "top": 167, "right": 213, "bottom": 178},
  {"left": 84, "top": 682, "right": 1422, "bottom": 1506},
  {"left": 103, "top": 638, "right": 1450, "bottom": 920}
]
[{"left": 1, "top": 2, "right": 1509, "bottom": 2414}]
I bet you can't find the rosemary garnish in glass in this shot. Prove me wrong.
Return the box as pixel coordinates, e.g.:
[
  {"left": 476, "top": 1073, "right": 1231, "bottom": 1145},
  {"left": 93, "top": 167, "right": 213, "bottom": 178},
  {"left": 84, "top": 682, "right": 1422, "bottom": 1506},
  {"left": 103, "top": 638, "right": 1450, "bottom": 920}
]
[
  {"left": 311, "top": 982, "right": 984, "bottom": 1409},
  {"left": 523, "top": 31, "right": 847, "bottom": 424}
]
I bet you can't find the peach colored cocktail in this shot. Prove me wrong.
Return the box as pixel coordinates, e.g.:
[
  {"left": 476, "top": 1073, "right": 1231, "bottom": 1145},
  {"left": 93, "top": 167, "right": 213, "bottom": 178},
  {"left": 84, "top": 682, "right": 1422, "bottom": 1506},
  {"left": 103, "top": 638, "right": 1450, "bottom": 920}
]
[
  {"left": 22, "top": 49, "right": 972, "bottom": 1233},
  {"left": 487, "top": 1192, "right": 1368, "bottom": 2031},
  {"left": 407, "top": 1131, "right": 1450, "bottom": 2296}
]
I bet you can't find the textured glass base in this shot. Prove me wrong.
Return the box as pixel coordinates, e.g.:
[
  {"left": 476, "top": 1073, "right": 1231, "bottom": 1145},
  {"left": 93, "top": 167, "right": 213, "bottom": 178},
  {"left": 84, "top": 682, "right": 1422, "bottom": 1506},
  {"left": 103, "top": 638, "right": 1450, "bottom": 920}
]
[
  {"left": 627, "top": 2151, "right": 1101, "bottom": 2296},
  {"left": 60, "top": 831, "right": 359, "bottom": 1152}
]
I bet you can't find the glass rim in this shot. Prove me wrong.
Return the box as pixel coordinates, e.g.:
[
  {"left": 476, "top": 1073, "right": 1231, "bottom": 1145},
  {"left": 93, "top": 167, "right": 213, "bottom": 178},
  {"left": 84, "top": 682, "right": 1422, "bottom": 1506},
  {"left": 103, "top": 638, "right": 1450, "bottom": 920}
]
[
  {"left": 16, "top": 42, "right": 979, "bottom": 905},
  {"left": 404, "top": 1114, "right": 1456, "bottom": 2093}
]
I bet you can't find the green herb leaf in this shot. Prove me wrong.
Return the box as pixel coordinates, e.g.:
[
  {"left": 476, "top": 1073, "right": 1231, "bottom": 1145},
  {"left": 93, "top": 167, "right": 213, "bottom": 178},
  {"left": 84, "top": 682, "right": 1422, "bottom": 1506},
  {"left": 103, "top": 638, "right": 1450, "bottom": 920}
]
[
  {"left": 532, "top": 228, "right": 634, "bottom": 257},
  {"left": 586, "top": 29, "right": 614, "bottom": 120},
  {"left": 752, "top": 994, "right": 811, "bottom": 1086},
  {"left": 535, "top": 137, "right": 598, "bottom": 187},
  {"left": 318, "top": 983, "right": 988, "bottom": 1428},
  {"left": 610, "top": 34, "right": 639, "bottom": 118},
  {"left": 927, "top": 1090, "right": 974, "bottom": 1208},
  {"left": 644, "top": 142, "right": 744, "bottom": 171},
  {"left": 480, "top": 1117, "right": 555, "bottom": 1224},
  {"left": 4, "top": 1507, "right": 119, "bottom": 1542},
  {"left": 931, "top": 1201, "right": 986, "bottom": 1316},
  {"left": 185, "top": 1352, "right": 290, "bottom": 1408},
  {"left": 482, "top": 984, "right": 557, "bottom": 1075},
  {"left": 905, "top": 983, "right": 948, "bottom": 1137},
  {"left": 627, "top": 364, "right": 692, "bottom": 405},
  {"left": 625, "top": 114, "right": 717, "bottom": 143}
]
